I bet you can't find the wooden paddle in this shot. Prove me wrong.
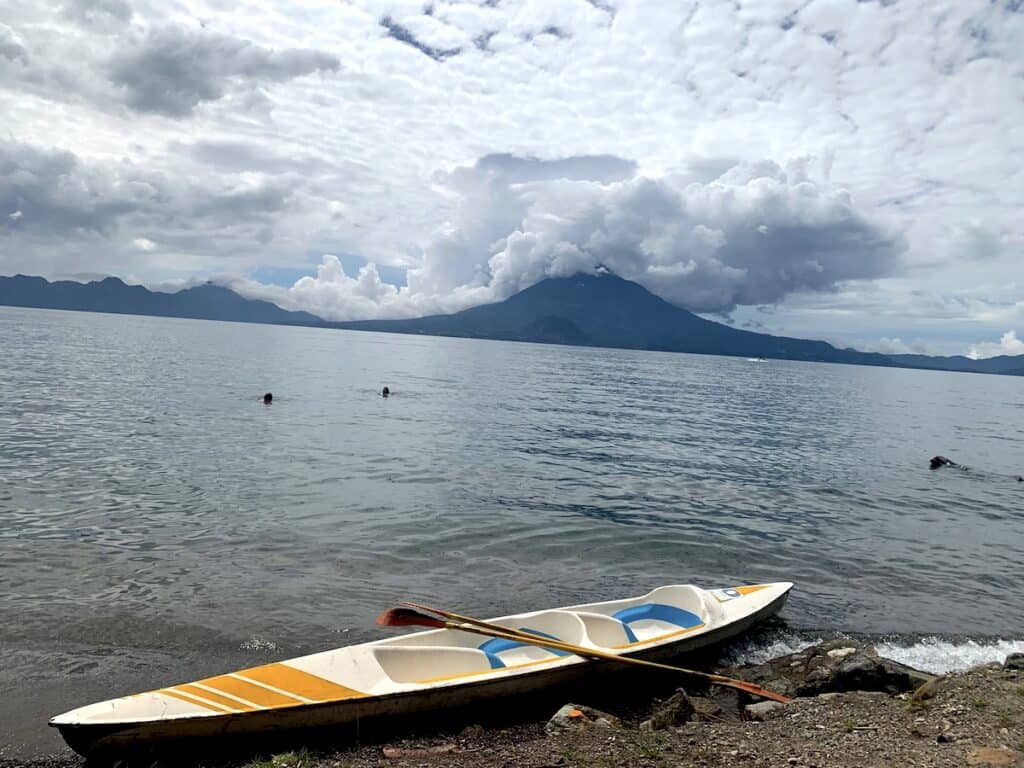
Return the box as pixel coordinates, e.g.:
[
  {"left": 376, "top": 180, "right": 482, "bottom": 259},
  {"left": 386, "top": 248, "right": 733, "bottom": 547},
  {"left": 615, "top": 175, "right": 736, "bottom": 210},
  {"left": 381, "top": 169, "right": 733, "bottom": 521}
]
[{"left": 377, "top": 603, "right": 790, "bottom": 704}]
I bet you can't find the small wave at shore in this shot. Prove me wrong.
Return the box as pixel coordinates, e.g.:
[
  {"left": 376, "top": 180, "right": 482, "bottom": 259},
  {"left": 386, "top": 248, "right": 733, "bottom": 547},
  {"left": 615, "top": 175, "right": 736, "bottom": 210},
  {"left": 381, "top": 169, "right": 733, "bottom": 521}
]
[
  {"left": 726, "top": 628, "right": 1024, "bottom": 674},
  {"left": 875, "top": 636, "right": 1024, "bottom": 674},
  {"left": 724, "top": 630, "right": 823, "bottom": 666}
]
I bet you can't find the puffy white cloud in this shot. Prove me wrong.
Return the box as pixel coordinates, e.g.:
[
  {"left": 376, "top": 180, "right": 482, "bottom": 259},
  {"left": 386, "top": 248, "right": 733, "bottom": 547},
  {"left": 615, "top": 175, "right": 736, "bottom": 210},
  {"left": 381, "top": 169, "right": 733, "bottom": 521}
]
[
  {"left": 968, "top": 330, "right": 1024, "bottom": 360},
  {"left": 231, "top": 153, "right": 902, "bottom": 321}
]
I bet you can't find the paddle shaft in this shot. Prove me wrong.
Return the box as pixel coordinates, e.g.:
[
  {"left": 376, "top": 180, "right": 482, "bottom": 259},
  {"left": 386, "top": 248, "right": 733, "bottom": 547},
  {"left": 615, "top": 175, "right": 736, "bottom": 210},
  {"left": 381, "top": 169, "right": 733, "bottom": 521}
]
[{"left": 426, "top": 614, "right": 789, "bottom": 703}]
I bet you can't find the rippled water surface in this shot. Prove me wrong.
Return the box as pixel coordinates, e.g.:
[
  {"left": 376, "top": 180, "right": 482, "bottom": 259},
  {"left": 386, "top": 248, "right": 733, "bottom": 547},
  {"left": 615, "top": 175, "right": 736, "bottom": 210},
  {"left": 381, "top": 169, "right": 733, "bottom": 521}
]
[{"left": 1, "top": 306, "right": 1022, "bottom": 755}]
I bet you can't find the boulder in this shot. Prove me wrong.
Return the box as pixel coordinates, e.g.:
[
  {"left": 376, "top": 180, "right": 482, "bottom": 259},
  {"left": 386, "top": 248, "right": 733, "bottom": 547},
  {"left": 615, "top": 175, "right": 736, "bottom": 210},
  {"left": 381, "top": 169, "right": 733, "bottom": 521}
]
[
  {"left": 640, "top": 689, "right": 696, "bottom": 731},
  {"left": 912, "top": 676, "right": 943, "bottom": 701},
  {"left": 1004, "top": 653, "right": 1024, "bottom": 670},
  {"left": 744, "top": 701, "right": 786, "bottom": 721},
  {"left": 728, "top": 639, "right": 933, "bottom": 697},
  {"left": 545, "top": 704, "right": 621, "bottom": 735},
  {"left": 689, "top": 695, "right": 724, "bottom": 721}
]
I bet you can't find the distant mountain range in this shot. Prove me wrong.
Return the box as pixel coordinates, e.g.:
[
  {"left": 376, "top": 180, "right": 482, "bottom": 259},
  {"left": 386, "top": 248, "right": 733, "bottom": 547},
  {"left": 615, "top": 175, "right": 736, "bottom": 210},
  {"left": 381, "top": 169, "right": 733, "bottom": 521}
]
[
  {"left": 2, "top": 272, "right": 1021, "bottom": 376},
  {"left": 0, "top": 274, "right": 318, "bottom": 325}
]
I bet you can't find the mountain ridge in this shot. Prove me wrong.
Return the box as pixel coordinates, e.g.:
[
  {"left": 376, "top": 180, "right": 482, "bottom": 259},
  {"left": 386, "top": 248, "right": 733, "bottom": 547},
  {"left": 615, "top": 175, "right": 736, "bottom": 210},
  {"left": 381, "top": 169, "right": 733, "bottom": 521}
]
[
  {"left": 1, "top": 272, "right": 1021, "bottom": 376},
  {"left": 332, "top": 273, "right": 1023, "bottom": 375},
  {"left": 0, "top": 274, "right": 319, "bottom": 325}
]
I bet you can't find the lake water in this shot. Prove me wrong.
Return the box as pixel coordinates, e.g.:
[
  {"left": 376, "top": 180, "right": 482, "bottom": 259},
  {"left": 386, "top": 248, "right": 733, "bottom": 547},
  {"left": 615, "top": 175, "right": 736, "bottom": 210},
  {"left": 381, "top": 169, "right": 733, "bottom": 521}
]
[{"left": 1, "top": 306, "right": 1022, "bottom": 757}]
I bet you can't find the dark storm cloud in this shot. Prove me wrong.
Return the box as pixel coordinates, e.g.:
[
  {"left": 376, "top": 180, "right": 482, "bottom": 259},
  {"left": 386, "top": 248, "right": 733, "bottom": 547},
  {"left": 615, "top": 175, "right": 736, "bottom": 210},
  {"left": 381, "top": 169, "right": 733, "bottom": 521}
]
[
  {"left": 0, "top": 142, "right": 139, "bottom": 236},
  {"left": 108, "top": 26, "right": 340, "bottom": 116},
  {"left": 0, "top": 140, "right": 298, "bottom": 246}
]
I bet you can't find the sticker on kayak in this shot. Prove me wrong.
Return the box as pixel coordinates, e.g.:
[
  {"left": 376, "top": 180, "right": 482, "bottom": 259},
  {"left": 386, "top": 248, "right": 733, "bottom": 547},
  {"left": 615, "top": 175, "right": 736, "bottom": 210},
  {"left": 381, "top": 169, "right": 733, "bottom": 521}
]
[{"left": 711, "top": 588, "right": 743, "bottom": 602}]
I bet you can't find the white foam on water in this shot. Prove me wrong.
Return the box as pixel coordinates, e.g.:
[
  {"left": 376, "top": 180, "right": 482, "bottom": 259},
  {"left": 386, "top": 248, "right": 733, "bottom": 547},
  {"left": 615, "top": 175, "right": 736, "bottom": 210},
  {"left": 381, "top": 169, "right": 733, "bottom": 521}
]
[
  {"left": 240, "top": 635, "right": 278, "bottom": 652},
  {"left": 726, "top": 632, "right": 823, "bottom": 666},
  {"left": 875, "top": 637, "right": 1024, "bottom": 674}
]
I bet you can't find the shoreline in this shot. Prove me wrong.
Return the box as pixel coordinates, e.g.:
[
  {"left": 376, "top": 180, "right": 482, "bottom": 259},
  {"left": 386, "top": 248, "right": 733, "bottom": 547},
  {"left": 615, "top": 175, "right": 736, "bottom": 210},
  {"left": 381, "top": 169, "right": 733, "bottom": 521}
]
[{"left": 6, "top": 642, "right": 1023, "bottom": 768}]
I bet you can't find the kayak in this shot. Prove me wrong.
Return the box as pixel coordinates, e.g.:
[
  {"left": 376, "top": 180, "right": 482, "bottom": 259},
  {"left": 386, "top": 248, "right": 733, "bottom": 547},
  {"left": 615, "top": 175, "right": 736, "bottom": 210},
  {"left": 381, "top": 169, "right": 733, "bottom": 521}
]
[{"left": 51, "top": 581, "right": 792, "bottom": 756}]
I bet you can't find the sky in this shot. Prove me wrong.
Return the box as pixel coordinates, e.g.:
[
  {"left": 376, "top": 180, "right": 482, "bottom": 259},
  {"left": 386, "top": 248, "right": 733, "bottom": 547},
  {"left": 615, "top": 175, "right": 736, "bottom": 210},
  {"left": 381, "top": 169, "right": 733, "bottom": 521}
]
[{"left": 0, "top": 0, "right": 1022, "bottom": 357}]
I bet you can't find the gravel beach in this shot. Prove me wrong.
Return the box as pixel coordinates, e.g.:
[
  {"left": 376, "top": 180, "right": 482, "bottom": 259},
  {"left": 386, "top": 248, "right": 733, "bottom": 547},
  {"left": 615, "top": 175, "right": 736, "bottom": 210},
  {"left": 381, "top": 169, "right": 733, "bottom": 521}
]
[{"left": 5, "top": 647, "right": 1022, "bottom": 768}]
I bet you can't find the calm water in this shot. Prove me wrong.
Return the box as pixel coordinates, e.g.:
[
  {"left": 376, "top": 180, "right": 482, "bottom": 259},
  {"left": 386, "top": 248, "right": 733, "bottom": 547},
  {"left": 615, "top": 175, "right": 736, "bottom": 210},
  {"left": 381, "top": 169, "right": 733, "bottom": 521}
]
[{"left": 1, "top": 306, "right": 1022, "bottom": 756}]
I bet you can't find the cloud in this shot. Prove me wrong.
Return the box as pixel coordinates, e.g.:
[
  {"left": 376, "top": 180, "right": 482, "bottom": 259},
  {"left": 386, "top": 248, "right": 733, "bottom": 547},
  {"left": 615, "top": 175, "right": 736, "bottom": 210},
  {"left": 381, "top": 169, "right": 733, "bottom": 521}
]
[
  {"left": 408, "top": 153, "right": 905, "bottom": 315},
  {"left": 0, "top": 23, "right": 27, "bottom": 61},
  {"left": 855, "top": 337, "right": 935, "bottom": 356},
  {"left": 968, "top": 330, "right": 1024, "bottom": 360},
  {"left": 379, "top": 15, "right": 463, "bottom": 61},
  {"left": 108, "top": 26, "right": 340, "bottom": 116},
  {"left": 61, "top": 0, "right": 132, "bottom": 25},
  {"left": 947, "top": 219, "right": 1014, "bottom": 262},
  {"left": 0, "top": 142, "right": 138, "bottom": 236},
  {"left": 0, "top": 139, "right": 303, "bottom": 276},
  {"left": 0, "top": 0, "right": 1021, "bottom": 352},
  {"left": 229, "top": 153, "right": 904, "bottom": 321}
]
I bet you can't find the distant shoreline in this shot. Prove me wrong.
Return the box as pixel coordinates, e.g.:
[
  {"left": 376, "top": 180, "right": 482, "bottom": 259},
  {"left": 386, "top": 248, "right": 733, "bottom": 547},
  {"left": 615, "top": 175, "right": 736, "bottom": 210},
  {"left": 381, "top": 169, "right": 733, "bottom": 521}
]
[{"left": 2, "top": 302, "right": 1020, "bottom": 379}]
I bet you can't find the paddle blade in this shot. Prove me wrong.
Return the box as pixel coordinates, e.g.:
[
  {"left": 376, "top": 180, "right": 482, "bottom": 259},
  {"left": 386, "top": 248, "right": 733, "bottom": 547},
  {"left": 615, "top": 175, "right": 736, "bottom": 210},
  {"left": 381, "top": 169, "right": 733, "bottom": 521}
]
[
  {"left": 376, "top": 607, "right": 446, "bottom": 629},
  {"left": 728, "top": 681, "right": 791, "bottom": 704}
]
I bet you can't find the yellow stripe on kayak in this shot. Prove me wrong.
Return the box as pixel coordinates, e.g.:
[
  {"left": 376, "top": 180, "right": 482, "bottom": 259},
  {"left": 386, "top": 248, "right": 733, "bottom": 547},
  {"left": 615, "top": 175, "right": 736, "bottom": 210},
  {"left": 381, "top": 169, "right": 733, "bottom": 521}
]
[
  {"left": 237, "top": 664, "right": 367, "bottom": 702},
  {"left": 161, "top": 687, "right": 237, "bottom": 714},
  {"left": 158, "top": 663, "right": 366, "bottom": 714},
  {"left": 164, "top": 685, "right": 249, "bottom": 713},
  {"left": 734, "top": 585, "right": 769, "bottom": 596},
  {"left": 193, "top": 674, "right": 305, "bottom": 709}
]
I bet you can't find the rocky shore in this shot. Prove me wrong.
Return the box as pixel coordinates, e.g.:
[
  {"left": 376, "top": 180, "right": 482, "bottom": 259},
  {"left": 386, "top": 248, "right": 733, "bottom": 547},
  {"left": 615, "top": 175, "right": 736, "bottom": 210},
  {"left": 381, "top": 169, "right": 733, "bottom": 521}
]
[{"left": 5, "top": 642, "right": 1023, "bottom": 768}]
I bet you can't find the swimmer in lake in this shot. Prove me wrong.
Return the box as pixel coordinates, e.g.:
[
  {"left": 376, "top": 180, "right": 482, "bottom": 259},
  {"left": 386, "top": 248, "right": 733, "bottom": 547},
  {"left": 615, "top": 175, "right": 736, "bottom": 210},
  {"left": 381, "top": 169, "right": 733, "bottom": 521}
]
[
  {"left": 263, "top": 392, "right": 273, "bottom": 404},
  {"left": 382, "top": 386, "right": 390, "bottom": 397}
]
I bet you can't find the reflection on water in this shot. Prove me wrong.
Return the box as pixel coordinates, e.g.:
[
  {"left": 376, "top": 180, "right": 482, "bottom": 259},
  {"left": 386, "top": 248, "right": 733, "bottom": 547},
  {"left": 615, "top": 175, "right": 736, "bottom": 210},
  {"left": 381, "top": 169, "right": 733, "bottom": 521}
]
[{"left": 0, "top": 305, "right": 1022, "bottom": 754}]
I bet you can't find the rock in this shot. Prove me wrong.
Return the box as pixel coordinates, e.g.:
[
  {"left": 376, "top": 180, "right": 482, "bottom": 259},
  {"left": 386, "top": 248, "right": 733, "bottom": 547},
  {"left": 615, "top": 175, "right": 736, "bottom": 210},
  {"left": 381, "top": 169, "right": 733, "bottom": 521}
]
[
  {"left": 642, "top": 689, "right": 695, "bottom": 731},
  {"left": 1004, "top": 653, "right": 1024, "bottom": 670},
  {"left": 827, "top": 647, "right": 857, "bottom": 659},
  {"left": 707, "top": 686, "right": 744, "bottom": 721},
  {"left": 745, "top": 701, "right": 786, "bottom": 721},
  {"left": 729, "top": 639, "right": 933, "bottom": 697},
  {"left": 912, "top": 676, "right": 943, "bottom": 701},
  {"left": 689, "top": 696, "right": 723, "bottom": 721},
  {"left": 545, "top": 704, "right": 621, "bottom": 735}
]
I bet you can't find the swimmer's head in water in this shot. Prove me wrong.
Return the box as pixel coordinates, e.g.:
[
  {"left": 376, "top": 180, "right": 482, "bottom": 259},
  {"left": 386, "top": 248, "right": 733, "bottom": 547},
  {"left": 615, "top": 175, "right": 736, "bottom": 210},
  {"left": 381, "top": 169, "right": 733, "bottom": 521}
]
[
  {"left": 263, "top": 392, "right": 273, "bottom": 404},
  {"left": 382, "top": 386, "right": 390, "bottom": 397}
]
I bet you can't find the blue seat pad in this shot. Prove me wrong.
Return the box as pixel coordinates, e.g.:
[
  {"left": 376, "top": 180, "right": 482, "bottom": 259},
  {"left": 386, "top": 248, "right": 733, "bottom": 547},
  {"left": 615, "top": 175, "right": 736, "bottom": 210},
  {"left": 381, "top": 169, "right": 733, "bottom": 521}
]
[
  {"left": 478, "top": 628, "right": 571, "bottom": 669},
  {"left": 612, "top": 603, "right": 703, "bottom": 643}
]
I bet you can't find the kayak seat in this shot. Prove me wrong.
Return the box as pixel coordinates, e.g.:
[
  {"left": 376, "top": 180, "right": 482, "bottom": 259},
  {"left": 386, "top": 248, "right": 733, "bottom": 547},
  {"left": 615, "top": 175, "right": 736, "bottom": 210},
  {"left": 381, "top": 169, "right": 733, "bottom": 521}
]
[
  {"left": 612, "top": 603, "right": 703, "bottom": 643},
  {"left": 478, "top": 628, "right": 572, "bottom": 669}
]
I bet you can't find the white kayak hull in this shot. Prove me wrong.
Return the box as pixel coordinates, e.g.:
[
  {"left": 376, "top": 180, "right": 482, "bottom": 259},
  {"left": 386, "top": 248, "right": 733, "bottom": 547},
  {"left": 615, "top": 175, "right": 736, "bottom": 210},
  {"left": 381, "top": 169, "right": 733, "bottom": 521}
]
[{"left": 52, "top": 582, "right": 792, "bottom": 756}]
